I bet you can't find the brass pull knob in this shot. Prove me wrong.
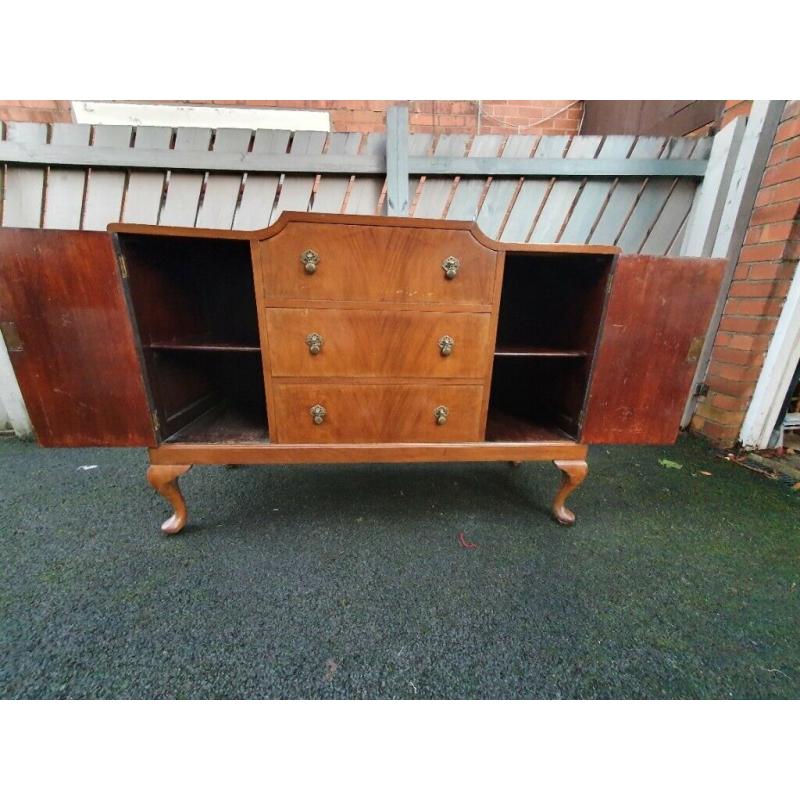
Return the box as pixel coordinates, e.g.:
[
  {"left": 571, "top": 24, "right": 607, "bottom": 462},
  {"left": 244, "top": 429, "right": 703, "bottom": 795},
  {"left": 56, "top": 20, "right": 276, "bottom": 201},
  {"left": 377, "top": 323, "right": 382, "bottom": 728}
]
[
  {"left": 441, "top": 255, "right": 460, "bottom": 280},
  {"left": 438, "top": 335, "right": 454, "bottom": 357},
  {"left": 434, "top": 405, "right": 449, "bottom": 425},
  {"left": 306, "top": 332, "right": 324, "bottom": 355},
  {"left": 310, "top": 404, "right": 326, "bottom": 425},
  {"left": 301, "top": 249, "right": 320, "bottom": 274}
]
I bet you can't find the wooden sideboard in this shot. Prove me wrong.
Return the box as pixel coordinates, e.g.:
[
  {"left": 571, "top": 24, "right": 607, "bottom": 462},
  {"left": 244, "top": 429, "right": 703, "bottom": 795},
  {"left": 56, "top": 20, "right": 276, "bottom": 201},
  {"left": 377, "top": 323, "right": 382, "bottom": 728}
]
[{"left": 0, "top": 212, "right": 724, "bottom": 533}]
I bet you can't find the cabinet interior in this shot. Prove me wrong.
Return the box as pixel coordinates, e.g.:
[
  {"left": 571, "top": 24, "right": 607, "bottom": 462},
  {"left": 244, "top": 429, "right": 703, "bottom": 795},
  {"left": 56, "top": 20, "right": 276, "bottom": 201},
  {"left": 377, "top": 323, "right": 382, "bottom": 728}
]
[
  {"left": 118, "top": 234, "right": 268, "bottom": 443},
  {"left": 486, "top": 252, "right": 614, "bottom": 442}
]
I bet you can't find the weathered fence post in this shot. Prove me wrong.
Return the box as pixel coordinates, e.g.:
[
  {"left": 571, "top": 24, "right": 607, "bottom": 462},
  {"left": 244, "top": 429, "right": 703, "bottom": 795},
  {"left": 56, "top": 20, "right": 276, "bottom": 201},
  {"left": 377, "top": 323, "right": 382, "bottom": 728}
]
[
  {"left": 385, "top": 105, "right": 409, "bottom": 216},
  {"left": 679, "top": 100, "right": 787, "bottom": 428}
]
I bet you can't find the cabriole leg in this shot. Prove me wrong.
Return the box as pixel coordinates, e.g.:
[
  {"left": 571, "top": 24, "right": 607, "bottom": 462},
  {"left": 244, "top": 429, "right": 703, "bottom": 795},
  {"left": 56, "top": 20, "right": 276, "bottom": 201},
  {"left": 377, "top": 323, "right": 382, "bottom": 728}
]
[
  {"left": 552, "top": 459, "right": 588, "bottom": 526},
  {"left": 147, "top": 464, "right": 192, "bottom": 535}
]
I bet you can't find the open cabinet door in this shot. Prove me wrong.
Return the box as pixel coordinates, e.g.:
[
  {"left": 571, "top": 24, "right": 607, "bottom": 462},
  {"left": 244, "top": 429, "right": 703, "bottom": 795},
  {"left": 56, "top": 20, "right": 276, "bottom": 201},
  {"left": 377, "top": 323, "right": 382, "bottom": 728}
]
[
  {"left": 0, "top": 229, "right": 156, "bottom": 446},
  {"left": 581, "top": 254, "right": 724, "bottom": 444}
]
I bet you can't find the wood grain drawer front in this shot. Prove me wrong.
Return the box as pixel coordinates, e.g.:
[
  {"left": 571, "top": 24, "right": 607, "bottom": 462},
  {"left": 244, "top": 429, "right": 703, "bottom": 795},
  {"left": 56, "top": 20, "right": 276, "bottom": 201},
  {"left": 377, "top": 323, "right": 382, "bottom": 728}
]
[
  {"left": 259, "top": 222, "right": 496, "bottom": 307},
  {"left": 273, "top": 383, "right": 485, "bottom": 443},
  {"left": 266, "top": 308, "right": 492, "bottom": 379}
]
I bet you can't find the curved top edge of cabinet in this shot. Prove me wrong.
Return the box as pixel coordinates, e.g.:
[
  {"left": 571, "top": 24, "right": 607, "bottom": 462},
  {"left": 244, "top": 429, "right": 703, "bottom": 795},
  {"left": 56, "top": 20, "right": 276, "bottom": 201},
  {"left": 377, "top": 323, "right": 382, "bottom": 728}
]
[{"left": 107, "top": 212, "right": 622, "bottom": 256}]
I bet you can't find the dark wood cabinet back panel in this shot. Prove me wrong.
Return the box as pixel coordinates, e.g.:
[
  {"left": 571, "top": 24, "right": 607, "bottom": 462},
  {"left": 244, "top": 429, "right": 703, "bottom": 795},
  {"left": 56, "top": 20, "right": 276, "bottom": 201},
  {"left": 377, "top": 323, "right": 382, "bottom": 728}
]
[
  {"left": 581, "top": 254, "right": 725, "bottom": 444},
  {"left": 0, "top": 229, "right": 155, "bottom": 446},
  {"left": 118, "top": 235, "right": 258, "bottom": 347}
]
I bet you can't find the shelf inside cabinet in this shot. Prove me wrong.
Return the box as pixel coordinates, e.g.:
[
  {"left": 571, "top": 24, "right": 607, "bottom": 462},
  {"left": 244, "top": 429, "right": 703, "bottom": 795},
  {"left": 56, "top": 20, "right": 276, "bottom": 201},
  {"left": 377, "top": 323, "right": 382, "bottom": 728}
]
[
  {"left": 165, "top": 402, "right": 269, "bottom": 444},
  {"left": 147, "top": 339, "right": 261, "bottom": 354},
  {"left": 485, "top": 410, "right": 573, "bottom": 443},
  {"left": 494, "top": 346, "right": 588, "bottom": 358}
]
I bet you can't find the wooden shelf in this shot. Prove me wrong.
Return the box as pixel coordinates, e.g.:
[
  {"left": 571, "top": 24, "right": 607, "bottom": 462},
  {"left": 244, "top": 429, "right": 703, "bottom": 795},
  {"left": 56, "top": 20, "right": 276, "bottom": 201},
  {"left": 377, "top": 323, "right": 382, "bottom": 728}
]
[
  {"left": 148, "top": 340, "right": 261, "bottom": 353},
  {"left": 485, "top": 410, "right": 574, "bottom": 443},
  {"left": 493, "top": 346, "right": 588, "bottom": 358},
  {"left": 166, "top": 403, "right": 269, "bottom": 444}
]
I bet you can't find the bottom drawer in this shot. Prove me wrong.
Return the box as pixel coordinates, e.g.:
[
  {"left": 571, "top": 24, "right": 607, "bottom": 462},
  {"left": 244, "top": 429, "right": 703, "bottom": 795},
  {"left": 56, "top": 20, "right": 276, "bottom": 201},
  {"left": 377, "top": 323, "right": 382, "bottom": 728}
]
[{"left": 273, "top": 382, "right": 485, "bottom": 443}]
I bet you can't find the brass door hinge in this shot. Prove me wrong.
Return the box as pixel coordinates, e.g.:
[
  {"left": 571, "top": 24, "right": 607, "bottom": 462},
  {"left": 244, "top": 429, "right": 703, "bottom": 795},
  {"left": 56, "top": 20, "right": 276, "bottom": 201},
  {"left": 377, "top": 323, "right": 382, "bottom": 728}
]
[
  {"left": 119, "top": 254, "right": 128, "bottom": 279},
  {"left": 152, "top": 410, "right": 160, "bottom": 434}
]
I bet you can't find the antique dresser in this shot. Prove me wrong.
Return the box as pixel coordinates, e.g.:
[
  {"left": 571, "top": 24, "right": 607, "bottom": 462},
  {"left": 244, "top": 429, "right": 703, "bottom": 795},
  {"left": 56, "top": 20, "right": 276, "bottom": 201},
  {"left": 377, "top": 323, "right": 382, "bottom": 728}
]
[{"left": 0, "top": 212, "right": 724, "bottom": 533}]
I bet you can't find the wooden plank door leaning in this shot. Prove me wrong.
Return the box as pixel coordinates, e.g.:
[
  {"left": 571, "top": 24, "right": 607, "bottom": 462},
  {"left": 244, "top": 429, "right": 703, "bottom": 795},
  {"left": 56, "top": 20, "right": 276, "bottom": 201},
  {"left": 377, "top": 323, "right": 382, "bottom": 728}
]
[{"left": 0, "top": 213, "right": 725, "bottom": 533}]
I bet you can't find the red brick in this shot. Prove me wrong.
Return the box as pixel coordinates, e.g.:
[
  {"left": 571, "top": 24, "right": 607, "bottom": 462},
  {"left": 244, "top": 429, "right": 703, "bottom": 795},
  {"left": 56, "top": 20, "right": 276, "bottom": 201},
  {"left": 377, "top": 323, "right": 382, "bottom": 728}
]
[
  {"left": 729, "top": 333, "right": 771, "bottom": 351},
  {"left": 711, "top": 345, "right": 763, "bottom": 367},
  {"left": 755, "top": 221, "right": 796, "bottom": 243},
  {"left": 748, "top": 261, "right": 796, "bottom": 280},
  {"left": 707, "top": 392, "right": 750, "bottom": 412},
  {"left": 772, "top": 179, "right": 800, "bottom": 203},
  {"left": 708, "top": 360, "right": 763, "bottom": 383},
  {"left": 718, "top": 315, "right": 777, "bottom": 334},
  {"left": 750, "top": 199, "right": 800, "bottom": 225},
  {"left": 706, "top": 374, "right": 758, "bottom": 398},
  {"left": 762, "top": 158, "right": 800, "bottom": 187},
  {"left": 729, "top": 279, "right": 790, "bottom": 298},
  {"left": 738, "top": 242, "right": 787, "bottom": 263},
  {"left": 723, "top": 296, "right": 785, "bottom": 316},
  {"left": 692, "top": 419, "right": 739, "bottom": 447},
  {"left": 775, "top": 116, "right": 800, "bottom": 144}
]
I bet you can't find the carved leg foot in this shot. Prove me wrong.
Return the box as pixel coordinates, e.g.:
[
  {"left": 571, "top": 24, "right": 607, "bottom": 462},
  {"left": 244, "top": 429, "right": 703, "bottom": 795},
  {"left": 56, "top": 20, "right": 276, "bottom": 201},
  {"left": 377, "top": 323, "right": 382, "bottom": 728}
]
[
  {"left": 147, "top": 464, "right": 192, "bottom": 535},
  {"left": 552, "top": 460, "right": 588, "bottom": 526}
]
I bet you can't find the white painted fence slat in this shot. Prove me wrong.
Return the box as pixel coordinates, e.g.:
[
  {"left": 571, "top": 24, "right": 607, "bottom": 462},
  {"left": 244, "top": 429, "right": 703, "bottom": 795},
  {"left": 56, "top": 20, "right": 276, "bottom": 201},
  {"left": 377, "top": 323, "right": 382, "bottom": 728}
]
[
  {"left": 43, "top": 124, "right": 91, "bottom": 229},
  {"left": 312, "top": 133, "right": 362, "bottom": 213},
  {"left": 159, "top": 128, "right": 212, "bottom": 227},
  {"left": 476, "top": 135, "right": 537, "bottom": 239},
  {"left": 529, "top": 135, "right": 602, "bottom": 243},
  {"left": 270, "top": 131, "right": 327, "bottom": 223},
  {"left": 83, "top": 125, "right": 133, "bottom": 230},
  {"left": 588, "top": 136, "right": 667, "bottom": 245},
  {"left": 345, "top": 133, "right": 385, "bottom": 215},
  {"left": 446, "top": 135, "right": 504, "bottom": 221},
  {"left": 413, "top": 135, "right": 468, "bottom": 218},
  {"left": 196, "top": 128, "right": 251, "bottom": 229},
  {"left": 2, "top": 122, "right": 48, "bottom": 227},
  {"left": 233, "top": 129, "right": 291, "bottom": 230},
  {"left": 121, "top": 126, "right": 171, "bottom": 225}
]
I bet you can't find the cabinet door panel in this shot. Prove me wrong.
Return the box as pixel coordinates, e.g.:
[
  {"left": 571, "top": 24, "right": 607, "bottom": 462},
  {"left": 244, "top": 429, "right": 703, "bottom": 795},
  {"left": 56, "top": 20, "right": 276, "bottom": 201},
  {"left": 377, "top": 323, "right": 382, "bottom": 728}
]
[
  {"left": 0, "top": 229, "right": 155, "bottom": 446},
  {"left": 581, "top": 254, "right": 724, "bottom": 444}
]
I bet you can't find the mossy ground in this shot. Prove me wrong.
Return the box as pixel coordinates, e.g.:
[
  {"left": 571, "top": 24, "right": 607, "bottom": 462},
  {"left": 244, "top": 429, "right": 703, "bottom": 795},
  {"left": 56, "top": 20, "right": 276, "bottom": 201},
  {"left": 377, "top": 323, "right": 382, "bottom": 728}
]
[{"left": 1, "top": 435, "right": 797, "bottom": 698}]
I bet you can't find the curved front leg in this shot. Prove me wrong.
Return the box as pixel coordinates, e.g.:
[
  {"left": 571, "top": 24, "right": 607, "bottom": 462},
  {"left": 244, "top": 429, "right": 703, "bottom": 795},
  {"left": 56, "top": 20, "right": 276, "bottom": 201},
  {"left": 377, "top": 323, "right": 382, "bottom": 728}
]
[
  {"left": 552, "top": 459, "right": 588, "bottom": 526},
  {"left": 147, "top": 464, "right": 192, "bottom": 534}
]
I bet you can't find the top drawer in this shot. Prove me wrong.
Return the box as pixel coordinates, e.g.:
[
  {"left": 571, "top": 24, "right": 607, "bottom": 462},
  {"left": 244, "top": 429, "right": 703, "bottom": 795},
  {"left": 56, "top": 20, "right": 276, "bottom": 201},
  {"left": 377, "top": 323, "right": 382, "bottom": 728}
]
[{"left": 258, "top": 222, "right": 497, "bottom": 307}]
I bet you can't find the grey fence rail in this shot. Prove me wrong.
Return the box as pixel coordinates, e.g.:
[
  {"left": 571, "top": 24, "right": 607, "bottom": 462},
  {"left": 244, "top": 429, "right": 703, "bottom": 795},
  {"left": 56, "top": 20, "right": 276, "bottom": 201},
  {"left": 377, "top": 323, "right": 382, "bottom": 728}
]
[
  {"left": 1, "top": 100, "right": 778, "bottom": 440},
  {"left": 0, "top": 105, "right": 738, "bottom": 255}
]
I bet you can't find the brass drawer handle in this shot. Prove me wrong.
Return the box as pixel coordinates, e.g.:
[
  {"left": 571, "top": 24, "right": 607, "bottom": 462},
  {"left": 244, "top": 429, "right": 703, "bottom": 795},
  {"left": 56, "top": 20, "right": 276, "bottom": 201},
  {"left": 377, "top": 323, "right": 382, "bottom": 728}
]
[
  {"left": 306, "top": 332, "right": 324, "bottom": 355},
  {"left": 434, "top": 405, "right": 449, "bottom": 425},
  {"left": 310, "top": 404, "right": 327, "bottom": 425},
  {"left": 441, "top": 255, "right": 460, "bottom": 280},
  {"left": 301, "top": 249, "right": 320, "bottom": 274},
  {"left": 438, "top": 335, "right": 454, "bottom": 357}
]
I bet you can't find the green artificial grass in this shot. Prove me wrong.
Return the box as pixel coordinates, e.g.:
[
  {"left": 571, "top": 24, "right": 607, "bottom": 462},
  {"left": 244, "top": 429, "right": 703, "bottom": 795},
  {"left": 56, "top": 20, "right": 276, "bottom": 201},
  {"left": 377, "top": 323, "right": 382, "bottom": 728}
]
[{"left": 1, "top": 434, "right": 797, "bottom": 699}]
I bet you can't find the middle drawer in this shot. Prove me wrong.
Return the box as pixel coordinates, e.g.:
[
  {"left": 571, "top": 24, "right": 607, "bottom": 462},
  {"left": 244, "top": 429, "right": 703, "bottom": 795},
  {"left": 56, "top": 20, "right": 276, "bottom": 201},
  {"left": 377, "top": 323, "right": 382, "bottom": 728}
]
[{"left": 265, "top": 308, "right": 492, "bottom": 379}]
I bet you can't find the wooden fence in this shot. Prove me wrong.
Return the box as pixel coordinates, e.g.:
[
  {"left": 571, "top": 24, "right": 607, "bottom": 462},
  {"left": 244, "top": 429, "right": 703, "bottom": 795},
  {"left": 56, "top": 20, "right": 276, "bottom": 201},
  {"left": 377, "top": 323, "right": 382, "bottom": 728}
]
[{"left": 1, "top": 102, "right": 767, "bottom": 437}]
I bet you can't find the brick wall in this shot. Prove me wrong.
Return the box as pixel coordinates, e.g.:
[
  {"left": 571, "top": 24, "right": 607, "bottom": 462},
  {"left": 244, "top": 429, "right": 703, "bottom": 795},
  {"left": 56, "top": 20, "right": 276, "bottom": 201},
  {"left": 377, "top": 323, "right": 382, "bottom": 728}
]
[
  {"left": 691, "top": 100, "right": 800, "bottom": 447},
  {"left": 0, "top": 100, "right": 583, "bottom": 136},
  {"left": 0, "top": 100, "right": 72, "bottom": 124},
  {"left": 164, "top": 100, "right": 583, "bottom": 135}
]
